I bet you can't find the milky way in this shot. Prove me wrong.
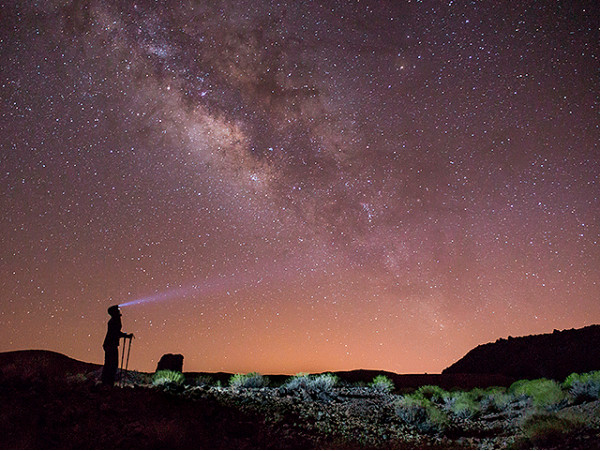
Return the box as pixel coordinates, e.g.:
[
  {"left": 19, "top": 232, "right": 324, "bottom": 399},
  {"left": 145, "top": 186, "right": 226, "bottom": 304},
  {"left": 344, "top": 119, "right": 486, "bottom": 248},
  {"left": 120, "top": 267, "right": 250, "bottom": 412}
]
[{"left": 1, "top": 0, "right": 598, "bottom": 373}]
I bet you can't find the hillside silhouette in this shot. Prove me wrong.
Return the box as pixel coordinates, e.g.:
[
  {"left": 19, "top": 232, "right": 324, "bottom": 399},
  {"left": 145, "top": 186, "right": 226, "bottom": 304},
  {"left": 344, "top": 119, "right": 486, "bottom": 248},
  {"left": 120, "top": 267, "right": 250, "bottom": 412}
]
[{"left": 443, "top": 324, "right": 600, "bottom": 380}]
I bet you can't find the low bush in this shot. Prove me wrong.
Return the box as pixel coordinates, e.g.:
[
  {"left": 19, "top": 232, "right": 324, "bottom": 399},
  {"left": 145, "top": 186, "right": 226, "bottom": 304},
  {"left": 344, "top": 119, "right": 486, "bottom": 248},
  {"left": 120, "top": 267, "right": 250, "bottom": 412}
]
[
  {"left": 369, "top": 375, "right": 394, "bottom": 392},
  {"left": 563, "top": 371, "right": 600, "bottom": 403},
  {"left": 395, "top": 395, "right": 449, "bottom": 433},
  {"left": 313, "top": 373, "right": 339, "bottom": 390},
  {"left": 485, "top": 390, "right": 515, "bottom": 411},
  {"left": 284, "top": 373, "right": 339, "bottom": 391},
  {"left": 284, "top": 373, "right": 312, "bottom": 390},
  {"left": 474, "top": 387, "right": 509, "bottom": 411},
  {"left": 521, "top": 412, "right": 585, "bottom": 448},
  {"left": 415, "top": 385, "right": 448, "bottom": 403},
  {"left": 509, "top": 378, "right": 566, "bottom": 408},
  {"left": 229, "top": 372, "right": 268, "bottom": 388},
  {"left": 444, "top": 391, "right": 481, "bottom": 419},
  {"left": 152, "top": 370, "right": 185, "bottom": 387}
]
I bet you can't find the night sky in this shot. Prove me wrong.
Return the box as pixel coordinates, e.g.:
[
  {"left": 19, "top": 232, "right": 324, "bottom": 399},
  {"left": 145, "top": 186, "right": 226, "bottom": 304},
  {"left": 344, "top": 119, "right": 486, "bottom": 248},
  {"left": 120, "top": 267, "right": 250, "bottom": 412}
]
[{"left": 1, "top": 0, "right": 598, "bottom": 375}]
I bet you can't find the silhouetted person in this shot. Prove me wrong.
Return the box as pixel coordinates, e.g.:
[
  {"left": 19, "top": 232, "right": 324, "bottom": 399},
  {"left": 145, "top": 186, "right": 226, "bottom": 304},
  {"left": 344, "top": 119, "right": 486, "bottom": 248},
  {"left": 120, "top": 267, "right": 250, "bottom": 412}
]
[{"left": 101, "top": 305, "right": 133, "bottom": 385}]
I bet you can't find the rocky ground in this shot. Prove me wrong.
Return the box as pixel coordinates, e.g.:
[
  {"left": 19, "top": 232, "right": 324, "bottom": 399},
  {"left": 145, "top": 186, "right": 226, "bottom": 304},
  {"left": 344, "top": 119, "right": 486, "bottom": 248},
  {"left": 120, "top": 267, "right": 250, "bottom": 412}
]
[
  {"left": 0, "top": 374, "right": 319, "bottom": 449},
  {"left": 1, "top": 351, "right": 600, "bottom": 449},
  {"left": 174, "top": 383, "right": 600, "bottom": 449}
]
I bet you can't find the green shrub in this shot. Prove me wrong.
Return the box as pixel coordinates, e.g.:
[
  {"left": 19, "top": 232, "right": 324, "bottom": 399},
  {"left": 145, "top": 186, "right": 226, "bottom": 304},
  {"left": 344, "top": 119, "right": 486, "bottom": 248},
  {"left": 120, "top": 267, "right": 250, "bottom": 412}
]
[
  {"left": 395, "top": 395, "right": 449, "bottom": 433},
  {"left": 229, "top": 372, "right": 268, "bottom": 388},
  {"left": 563, "top": 371, "right": 600, "bottom": 402},
  {"left": 415, "top": 385, "right": 448, "bottom": 403},
  {"left": 369, "top": 375, "right": 394, "bottom": 392},
  {"left": 509, "top": 378, "right": 566, "bottom": 408},
  {"left": 152, "top": 370, "right": 185, "bottom": 387},
  {"left": 485, "top": 390, "right": 515, "bottom": 411},
  {"left": 474, "top": 386, "right": 510, "bottom": 411},
  {"left": 521, "top": 413, "right": 585, "bottom": 448},
  {"left": 444, "top": 391, "right": 481, "bottom": 419}
]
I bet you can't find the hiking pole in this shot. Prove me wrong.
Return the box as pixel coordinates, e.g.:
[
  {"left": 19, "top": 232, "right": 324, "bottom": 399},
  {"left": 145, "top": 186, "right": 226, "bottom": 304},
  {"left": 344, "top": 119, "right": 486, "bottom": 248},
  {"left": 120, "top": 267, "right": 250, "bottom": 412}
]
[
  {"left": 119, "top": 336, "right": 126, "bottom": 387},
  {"left": 124, "top": 335, "right": 133, "bottom": 376}
]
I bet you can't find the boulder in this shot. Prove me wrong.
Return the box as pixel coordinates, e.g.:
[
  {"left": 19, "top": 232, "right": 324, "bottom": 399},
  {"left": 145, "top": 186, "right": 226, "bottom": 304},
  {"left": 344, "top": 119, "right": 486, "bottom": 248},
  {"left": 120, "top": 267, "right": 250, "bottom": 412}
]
[{"left": 156, "top": 353, "right": 184, "bottom": 372}]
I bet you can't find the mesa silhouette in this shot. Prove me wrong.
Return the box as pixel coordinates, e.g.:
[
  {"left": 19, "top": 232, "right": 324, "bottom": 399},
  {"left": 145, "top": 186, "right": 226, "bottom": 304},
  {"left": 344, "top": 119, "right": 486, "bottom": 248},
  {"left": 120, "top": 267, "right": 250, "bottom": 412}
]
[{"left": 443, "top": 324, "right": 600, "bottom": 380}]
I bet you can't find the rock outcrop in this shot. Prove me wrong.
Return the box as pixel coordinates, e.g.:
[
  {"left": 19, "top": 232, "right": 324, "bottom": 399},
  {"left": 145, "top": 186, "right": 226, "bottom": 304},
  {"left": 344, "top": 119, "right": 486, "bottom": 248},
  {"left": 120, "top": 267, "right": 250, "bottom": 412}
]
[{"left": 443, "top": 325, "right": 600, "bottom": 380}]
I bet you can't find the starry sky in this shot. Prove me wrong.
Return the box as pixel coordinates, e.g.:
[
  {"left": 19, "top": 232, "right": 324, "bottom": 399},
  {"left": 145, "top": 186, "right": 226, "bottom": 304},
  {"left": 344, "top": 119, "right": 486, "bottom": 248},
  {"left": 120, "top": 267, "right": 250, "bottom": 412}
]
[{"left": 1, "top": 0, "right": 599, "bottom": 375}]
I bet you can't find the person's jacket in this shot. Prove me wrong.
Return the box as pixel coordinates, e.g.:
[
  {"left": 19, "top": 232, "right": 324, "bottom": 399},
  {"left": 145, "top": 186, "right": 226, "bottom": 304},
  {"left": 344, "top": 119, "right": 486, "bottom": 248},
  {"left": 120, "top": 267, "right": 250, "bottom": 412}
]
[{"left": 103, "top": 316, "right": 127, "bottom": 349}]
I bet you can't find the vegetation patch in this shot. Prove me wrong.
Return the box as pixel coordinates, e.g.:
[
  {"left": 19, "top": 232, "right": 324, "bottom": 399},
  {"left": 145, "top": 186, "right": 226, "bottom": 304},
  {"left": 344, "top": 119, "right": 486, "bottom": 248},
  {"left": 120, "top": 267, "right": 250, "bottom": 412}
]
[
  {"left": 229, "top": 372, "right": 268, "bottom": 388},
  {"left": 152, "top": 370, "right": 185, "bottom": 387},
  {"left": 395, "top": 394, "right": 449, "bottom": 433},
  {"left": 444, "top": 391, "right": 481, "bottom": 419},
  {"left": 414, "top": 385, "right": 448, "bottom": 403},
  {"left": 520, "top": 412, "right": 586, "bottom": 448},
  {"left": 369, "top": 375, "right": 395, "bottom": 393},
  {"left": 484, "top": 390, "right": 515, "bottom": 412},
  {"left": 509, "top": 378, "right": 566, "bottom": 408},
  {"left": 283, "top": 372, "right": 339, "bottom": 391},
  {"left": 563, "top": 371, "right": 600, "bottom": 403}
]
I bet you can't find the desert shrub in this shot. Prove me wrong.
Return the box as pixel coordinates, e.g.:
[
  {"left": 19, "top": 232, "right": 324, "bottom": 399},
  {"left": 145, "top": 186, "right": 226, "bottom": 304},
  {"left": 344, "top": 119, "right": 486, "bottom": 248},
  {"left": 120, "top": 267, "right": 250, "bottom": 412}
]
[
  {"left": 311, "top": 373, "right": 339, "bottom": 391},
  {"left": 285, "top": 373, "right": 339, "bottom": 391},
  {"left": 563, "top": 371, "right": 600, "bottom": 403},
  {"left": 484, "top": 390, "right": 515, "bottom": 411},
  {"left": 229, "top": 372, "right": 268, "bottom": 388},
  {"left": 509, "top": 378, "right": 566, "bottom": 408},
  {"left": 459, "top": 386, "right": 515, "bottom": 413},
  {"left": 369, "top": 375, "right": 394, "bottom": 392},
  {"left": 521, "top": 412, "right": 585, "bottom": 448},
  {"left": 284, "top": 373, "right": 312, "bottom": 390},
  {"left": 152, "top": 370, "right": 185, "bottom": 387},
  {"left": 415, "top": 385, "right": 448, "bottom": 403},
  {"left": 395, "top": 395, "right": 449, "bottom": 433},
  {"left": 444, "top": 391, "right": 481, "bottom": 419},
  {"left": 481, "top": 386, "right": 507, "bottom": 397}
]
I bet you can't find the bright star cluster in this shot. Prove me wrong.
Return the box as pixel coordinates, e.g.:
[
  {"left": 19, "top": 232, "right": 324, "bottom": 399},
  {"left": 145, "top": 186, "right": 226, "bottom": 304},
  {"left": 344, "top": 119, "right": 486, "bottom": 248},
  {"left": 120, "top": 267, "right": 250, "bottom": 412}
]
[{"left": 1, "top": 0, "right": 598, "bottom": 374}]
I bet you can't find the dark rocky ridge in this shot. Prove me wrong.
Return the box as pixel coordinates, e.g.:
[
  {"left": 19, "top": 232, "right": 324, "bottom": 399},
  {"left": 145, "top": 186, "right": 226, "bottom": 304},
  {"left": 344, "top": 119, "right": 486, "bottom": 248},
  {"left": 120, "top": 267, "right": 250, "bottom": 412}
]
[{"left": 443, "top": 324, "right": 600, "bottom": 380}]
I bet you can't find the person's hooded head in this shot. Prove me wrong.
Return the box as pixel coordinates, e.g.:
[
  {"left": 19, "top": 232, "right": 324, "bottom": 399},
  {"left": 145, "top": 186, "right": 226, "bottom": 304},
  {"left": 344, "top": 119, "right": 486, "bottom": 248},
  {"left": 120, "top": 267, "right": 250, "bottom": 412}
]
[{"left": 107, "top": 305, "right": 121, "bottom": 318}]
